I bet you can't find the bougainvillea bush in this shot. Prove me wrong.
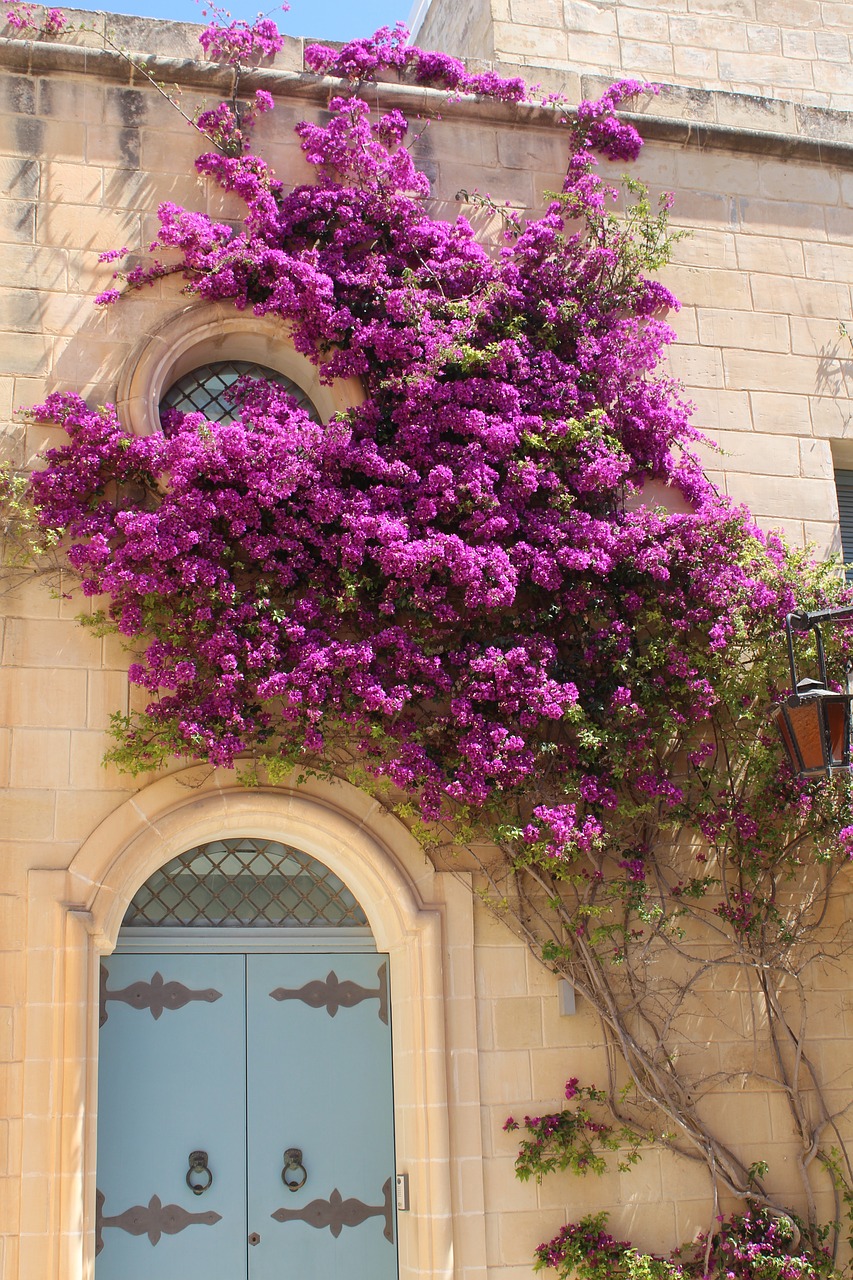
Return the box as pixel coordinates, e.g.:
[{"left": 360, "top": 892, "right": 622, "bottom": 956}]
[{"left": 8, "top": 9, "right": 853, "bottom": 1273}]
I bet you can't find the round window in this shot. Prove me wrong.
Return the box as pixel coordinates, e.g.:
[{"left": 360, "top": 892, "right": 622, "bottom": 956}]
[{"left": 159, "top": 359, "right": 321, "bottom": 430}]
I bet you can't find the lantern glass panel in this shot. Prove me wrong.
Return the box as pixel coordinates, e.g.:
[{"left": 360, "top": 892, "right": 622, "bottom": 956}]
[
  {"left": 825, "top": 699, "right": 849, "bottom": 767},
  {"left": 776, "top": 701, "right": 826, "bottom": 774}
]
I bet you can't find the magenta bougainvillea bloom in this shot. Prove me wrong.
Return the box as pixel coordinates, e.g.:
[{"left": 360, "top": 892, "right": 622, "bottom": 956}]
[{"left": 22, "top": 22, "right": 852, "bottom": 862}]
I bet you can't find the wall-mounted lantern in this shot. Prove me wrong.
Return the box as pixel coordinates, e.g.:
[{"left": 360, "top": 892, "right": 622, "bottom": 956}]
[{"left": 772, "top": 607, "right": 853, "bottom": 778}]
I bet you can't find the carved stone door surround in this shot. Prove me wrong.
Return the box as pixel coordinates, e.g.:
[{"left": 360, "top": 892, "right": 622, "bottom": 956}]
[{"left": 17, "top": 774, "right": 486, "bottom": 1280}]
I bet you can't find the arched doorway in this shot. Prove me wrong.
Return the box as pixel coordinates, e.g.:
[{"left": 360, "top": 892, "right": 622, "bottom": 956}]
[{"left": 95, "top": 837, "right": 397, "bottom": 1280}]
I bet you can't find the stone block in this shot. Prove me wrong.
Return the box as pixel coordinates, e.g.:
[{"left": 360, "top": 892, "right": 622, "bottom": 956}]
[
  {"left": 815, "top": 62, "right": 853, "bottom": 94},
  {"left": 699, "top": 308, "right": 791, "bottom": 354},
  {"left": 781, "top": 27, "right": 816, "bottom": 59},
  {"left": 723, "top": 349, "right": 819, "bottom": 395},
  {"left": 724, "top": 472, "right": 836, "bottom": 520},
  {"left": 688, "top": 387, "right": 752, "bottom": 432},
  {"left": 810, "top": 395, "right": 853, "bottom": 439},
  {"left": 619, "top": 38, "right": 675, "bottom": 74},
  {"left": 670, "top": 227, "right": 738, "bottom": 268},
  {"left": 666, "top": 343, "right": 724, "bottom": 388},
  {"left": 0, "top": 791, "right": 54, "bottom": 842},
  {"left": 0, "top": 155, "right": 39, "bottom": 202},
  {"left": 734, "top": 195, "right": 824, "bottom": 240},
  {"left": 483, "top": 1155, "right": 538, "bottom": 1211},
  {"left": 790, "top": 316, "right": 851, "bottom": 358},
  {"left": 804, "top": 242, "right": 853, "bottom": 284},
  {"left": 718, "top": 51, "right": 814, "bottom": 88},
  {"left": 478, "top": 1049, "right": 532, "bottom": 1102},
  {"left": 0, "top": 668, "right": 86, "bottom": 729},
  {"left": 9, "top": 730, "right": 71, "bottom": 790},
  {"left": 496, "top": 1208, "right": 559, "bottom": 1265},
  {"left": 493, "top": 997, "right": 543, "bottom": 1049},
  {"left": 673, "top": 46, "right": 718, "bottom": 78},
  {"left": 2, "top": 333, "right": 52, "bottom": 378},
  {"left": 3, "top": 76, "right": 35, "bottom": 117},
  {"left": 664, "top": 264, "right": 753, "bottom": 310},
  {"left": 715, "top": 90, "right": 796, "bottom": 131},
  {"left": 746, "top": 23, "right": 782, "bottom": 54},
  {"left": 616, "top": 8, "right": 670, "bottom": 40},
  {"left": 39, "top": 160, "right": 102, "bottom": 207},
  {"left": 53, "top": 789, "right": 123, "bottom": 841},
  {"left": 435, "top": 162, "right": 534, "bottom": 209},
  {"left": 756, "top": 0, "right": 820, "bottom": 19},
  {"left": 735, "top": 235, "right": 804, "bottom": 277},
  {"left": 496, "top": 128, "right": 568, "bottom": 174},
  {"left": 670, "top": 14, "right": 749, "bottom": 51},
  {"left": 704, "top": 429, "right": 799, "bottom": 474},
  {"left": 749, "top": 391, "right": 812, "bottom": 435},
  {"left": 563, "top": 0, "right": 617, "bottom": 35},
  {"left": 565, "top": 29, "right": 621, "bottom": 65},
  {"left": 510, "top": 0, "right": 564, "bottom": 29},
  {"left": 668, "top": 305, "right": 698, "bottom": 343},
  {"left": 69, "top": 733, "right": 134, "bottom": 792},
  {"left": 37, "top": 76, "right": 104, "bottom": 125},
  {"left": 822, "top": 0, "right": 853, "bottom": 26},
  {"left": 750, "top": 274, "right": 850, "bottom": 320},
  {"left": 759, "top": 161, "right": 840, "bottom": 206},
  {"left": 675, "top": 150, "right": 763, "bottom": 200},
  {"left": 0, "top": 199, "right": 34, "bottom": 245},
  {"left": 0, "top": 896, "right": 24, "bottom": 953},
  {"left": 492, "top": 20, "right": 568, "bottom": 59},
  {"left": 825, "top": 206, "right": 853, "bottom": 243}
]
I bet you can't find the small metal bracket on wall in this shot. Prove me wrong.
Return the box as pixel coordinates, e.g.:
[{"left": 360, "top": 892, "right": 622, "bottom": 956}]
[
  {"left": 558, "top": 979, "right": 576, "bottom": 1016},
  {"left": 395, "top": 1173, "right": 409, "bottom": 1211}
]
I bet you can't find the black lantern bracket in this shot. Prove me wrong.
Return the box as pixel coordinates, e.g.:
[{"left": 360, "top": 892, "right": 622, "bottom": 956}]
[{"left": 773, "top": 606, "right": 853, "bottom": 778}]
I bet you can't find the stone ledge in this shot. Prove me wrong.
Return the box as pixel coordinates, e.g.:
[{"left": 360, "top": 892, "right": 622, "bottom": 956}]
[{"left": 1, "top": 28, "right": 853, "bottom": 167}]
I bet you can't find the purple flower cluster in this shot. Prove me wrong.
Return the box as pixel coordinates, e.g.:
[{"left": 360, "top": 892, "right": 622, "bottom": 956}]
[
  {"left": 532, "top": 1206, "right": 835, "bottom": 1279},
  {"left": 24, "top": 23, "right": 851, "bottom": 869},
  {"left": 3, "top": 0, "right": 66, "bottom": 34},
  {"left": 304, "top": 23, "right": 526, "bottom": 102},
  {"left": 198, "top": 15, "right": 284, "bottom": 65}
]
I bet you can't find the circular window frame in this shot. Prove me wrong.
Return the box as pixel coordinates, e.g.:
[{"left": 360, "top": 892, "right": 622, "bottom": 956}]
[{"left": 116, "top": 301, "right": 365, "bottom": 436}]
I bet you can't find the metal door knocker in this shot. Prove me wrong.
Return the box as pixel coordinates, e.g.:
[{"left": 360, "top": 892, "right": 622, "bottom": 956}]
[
  {"left": 281, "top": 1148, "right": 307, "bottom": 1192},
  {"left": 186, "top": 1150, "right": 213, "bottom": 1196}
]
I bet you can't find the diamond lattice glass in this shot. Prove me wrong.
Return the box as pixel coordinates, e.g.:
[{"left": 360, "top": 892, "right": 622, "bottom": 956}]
[
  {"left": 159, "top": 361, "right": 320, "bottom": 427},
  {"left": 122, "top": 838, "right": 368, "bottom": 928}
]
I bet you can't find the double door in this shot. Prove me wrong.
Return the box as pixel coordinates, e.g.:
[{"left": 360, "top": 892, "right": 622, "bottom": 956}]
[{"left": 96, "top": 951, "right": 397, "bottom": 1279}]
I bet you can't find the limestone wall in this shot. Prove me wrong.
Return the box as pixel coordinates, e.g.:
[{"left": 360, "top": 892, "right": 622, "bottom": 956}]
[
  {"left": 1, "top": 9, "right": 853, "bottom": 1280},
  {"left": 412, "top": 0, "right": 853, "bottom": 110}
]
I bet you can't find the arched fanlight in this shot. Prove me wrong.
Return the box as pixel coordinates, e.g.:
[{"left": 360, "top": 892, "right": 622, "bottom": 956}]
[
  {"left": 159, "top": 360, "right": 320, "bottom": 429},
  {"left": 772, "top": 608, "right": 853, "bottom": 778}
]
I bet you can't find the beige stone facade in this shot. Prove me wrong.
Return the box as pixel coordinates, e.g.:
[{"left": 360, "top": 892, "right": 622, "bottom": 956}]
[
  {"left": 1, "top": 4, "right": 853, "bottom": 1279},
  {"left": 411, "top": 0, "right": 853, "bottom": 108}
]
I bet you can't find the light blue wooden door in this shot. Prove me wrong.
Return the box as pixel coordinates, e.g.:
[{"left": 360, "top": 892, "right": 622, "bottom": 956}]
[
  {"left": 247, "top": 954, "right": 397, "bottom": 1279},
  {"left": 96, "top": 953, "right": 247, "bottom": 1278},
  {"left": 96, "top": 950, "right": 397, "bottom": 1280}
]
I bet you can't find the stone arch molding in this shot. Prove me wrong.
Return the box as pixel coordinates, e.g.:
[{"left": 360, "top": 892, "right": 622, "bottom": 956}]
[
  {"left": 116, "top": 299, "right": 365, "bottom": 436},
  {"left": 21, "top": 771, "right": 469, "bottom": 1280}
]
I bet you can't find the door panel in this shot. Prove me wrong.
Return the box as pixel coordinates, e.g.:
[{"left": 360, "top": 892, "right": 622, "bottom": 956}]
[
  {"left": 247, "top": 953, "right": 397, "bottom": 1280},
  {"left": 96, "top": 953, "right": 247, "bottom": 1279},
  {"left": 96, "top": 950, "right": 397, "bottom": 1280}
]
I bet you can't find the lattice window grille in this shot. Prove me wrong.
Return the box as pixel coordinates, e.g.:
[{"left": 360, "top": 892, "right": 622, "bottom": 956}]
[
  {"left": 159, "top": 360, "right": 320, "bottom": 428},
  {"left": 122, "top": 838, "right": 369, "bottom": 929}
]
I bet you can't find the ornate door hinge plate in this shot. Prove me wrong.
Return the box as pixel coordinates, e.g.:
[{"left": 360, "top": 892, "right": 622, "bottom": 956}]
[
  {"left": 95, "top": 1189, "right": 222, "bottom": 1254},
  {"left": 100, "top": 964, "right": 222, "bottom": 1025},
  {"left": 269, "top": 962, "right": 388, "bottom": 1023},
  {"left": 271, "top": 1177, "right": 394, "bottom": 1243}
]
